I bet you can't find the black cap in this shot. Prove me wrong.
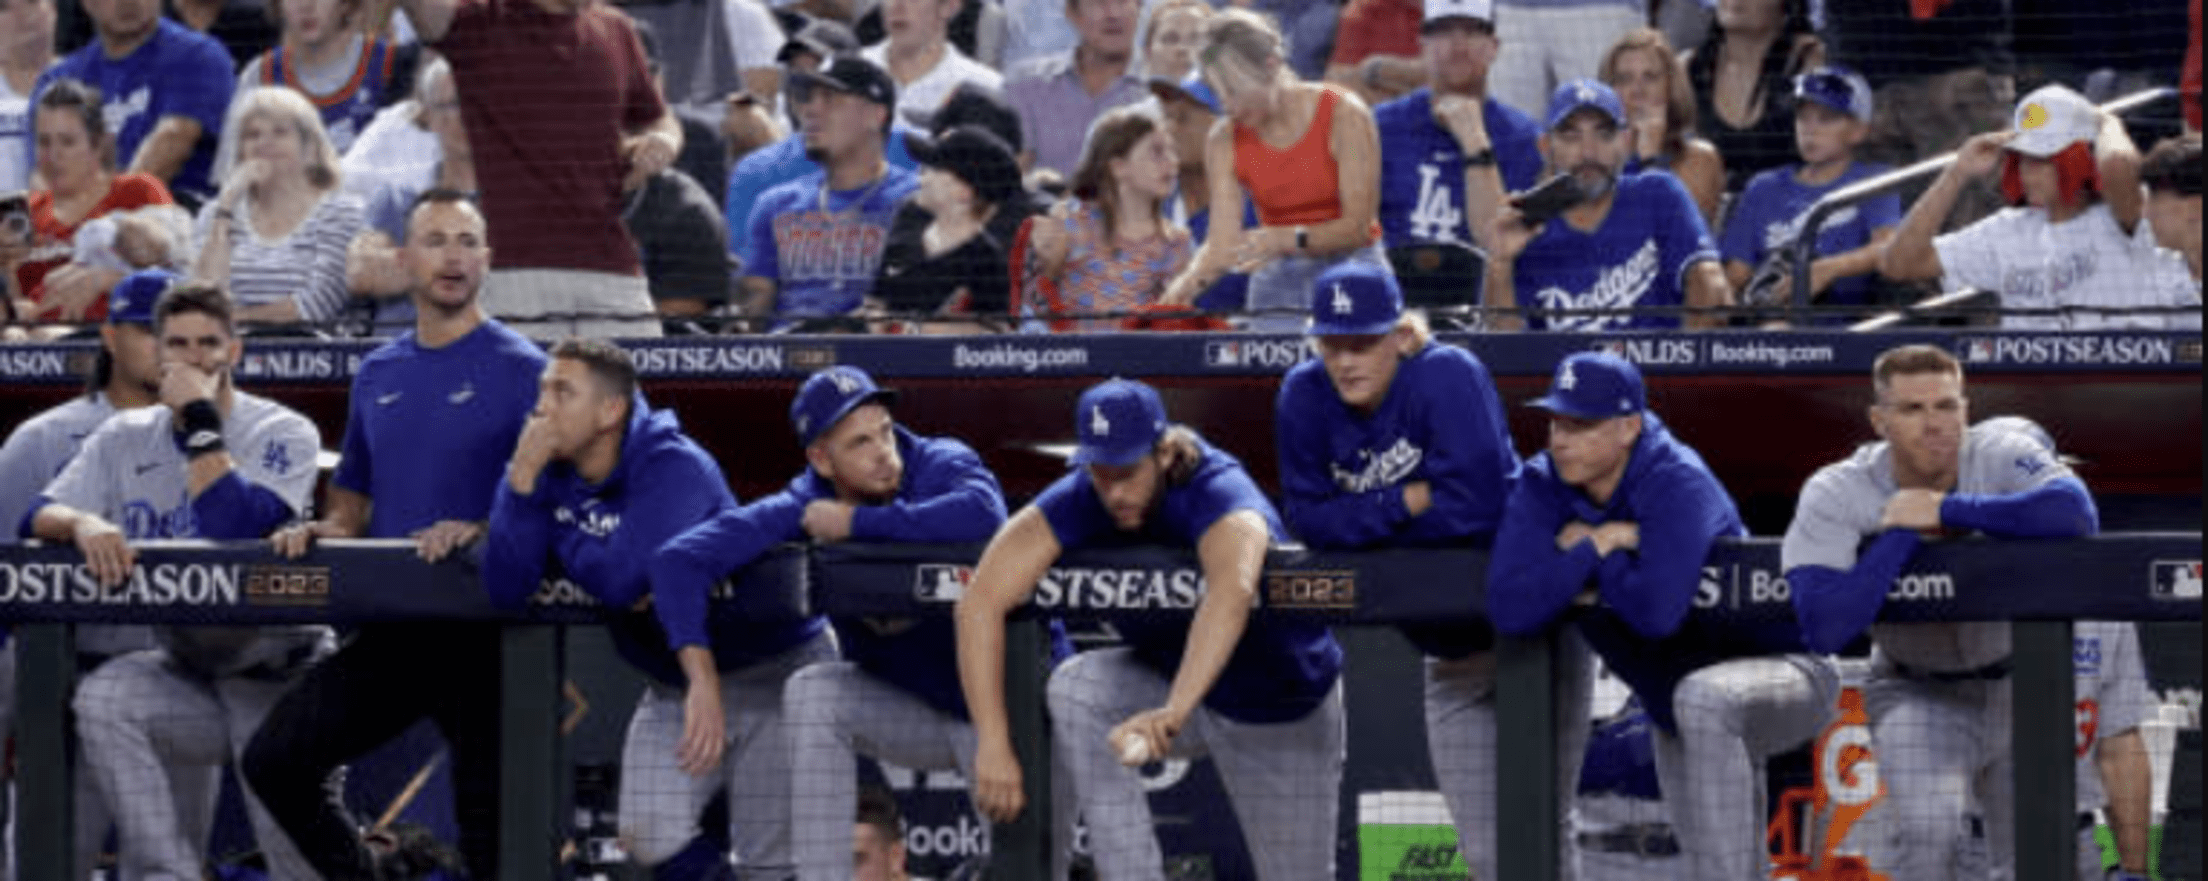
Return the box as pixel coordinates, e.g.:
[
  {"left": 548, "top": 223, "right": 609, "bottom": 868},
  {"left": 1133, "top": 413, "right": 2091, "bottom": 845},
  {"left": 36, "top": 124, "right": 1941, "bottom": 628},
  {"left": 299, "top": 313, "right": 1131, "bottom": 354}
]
[
  {"left": 930, "top": 82, "right": 1023, "bottom": 154},
  {"left": 789, "top": 53, "right": 897, "bottom": 109},
  {"left": 905, "top": 125, "right": 1024, "bottom": 205},
  {"left": 776, "top": 16, "right": 860, "bottom": 65}
]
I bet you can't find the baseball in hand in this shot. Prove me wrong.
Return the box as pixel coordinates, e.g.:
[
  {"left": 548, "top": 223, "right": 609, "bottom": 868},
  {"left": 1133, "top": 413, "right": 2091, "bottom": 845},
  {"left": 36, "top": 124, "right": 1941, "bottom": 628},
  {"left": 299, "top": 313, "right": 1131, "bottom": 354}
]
[{"left": 1114, "top": 731, "right": 1154, "bottom": 766}]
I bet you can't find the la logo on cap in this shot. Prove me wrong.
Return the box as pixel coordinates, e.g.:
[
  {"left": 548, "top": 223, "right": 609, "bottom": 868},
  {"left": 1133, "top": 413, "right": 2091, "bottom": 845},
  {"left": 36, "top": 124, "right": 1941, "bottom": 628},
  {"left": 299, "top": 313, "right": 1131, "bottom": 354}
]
[
  {"left": 829, "top": 370, "right": 862, "bottom": 394},
  {"left": 1576, "top": 83, "right": 1597, "bottom": 103},
  {"left": 1090, "top": 405, "right": 1111, "bottom": 437},
  {"left": 1331, "top": 283, "right": 1353, "bottom": 316},
  {"left": 1558, "top": 361, "right": 1578, "bottom": 391}
]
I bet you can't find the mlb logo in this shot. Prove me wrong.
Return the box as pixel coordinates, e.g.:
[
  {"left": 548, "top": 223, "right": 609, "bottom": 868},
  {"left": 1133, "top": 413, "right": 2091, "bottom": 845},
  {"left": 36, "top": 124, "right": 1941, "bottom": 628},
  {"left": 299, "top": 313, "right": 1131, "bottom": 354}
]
[
  {"left": 1962, "top": 339, "right": 1996, "bottom": 364},
  {"left": 2150, "top": 560, "right": 2202, "bottom": 601},
  {"left": 1205, "top": 341, "right": 1244, "bottom": 367},
  {"left": 914, "top": 564, "right": 976, "bottom": 603}
]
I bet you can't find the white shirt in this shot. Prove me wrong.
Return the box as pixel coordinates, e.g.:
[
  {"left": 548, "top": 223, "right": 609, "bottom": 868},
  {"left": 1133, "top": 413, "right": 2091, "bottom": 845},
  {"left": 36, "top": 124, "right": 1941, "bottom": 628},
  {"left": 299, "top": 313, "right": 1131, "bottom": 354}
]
[
  {"left": 1935, "top": 202, "right": 2201, "bottom": 331},
  {"left": 724, "top": 0, "right": 786, "bottom": 73},
  {"left": 339, "top": 100, "right": 441, "bottom": 204},
  {"left": 863, "top": 42, "right": 1004, "bottom": 127},
  {"left": 0, "top": 71, "right": 30, "bottom": 193}
]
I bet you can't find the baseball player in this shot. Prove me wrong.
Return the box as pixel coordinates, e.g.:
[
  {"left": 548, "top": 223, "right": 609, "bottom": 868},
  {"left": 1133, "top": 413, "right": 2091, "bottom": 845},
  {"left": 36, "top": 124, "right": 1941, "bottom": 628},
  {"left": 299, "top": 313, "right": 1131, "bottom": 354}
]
[
  {"left": 661, "top": 365, "right": 1070, "bottom": 881},
  {"left": 955, "top": 378, "right": 1346, "bottom": 880},
  {"left": 1572, "top": 698, "right": 1682, "bottom": 881},
  {"left": 0, "top": 268, "right": 169, "bottom": 879},
  {"left": 485, "top": 338, "right": 836, "bottom": 880},
  {"left": 29, "top": 283, "right": 328, "bottom": 881},
  {"left": 1491, "top": 351, "right": 1838, "bottom": 881},
  {"left": 246, "top": 190, "right": 544, "bottom": 881},
  {"left": 1782, "top": 344, "right": 2100, "bottom": 881},
  {"left": 1272, "top": 263, "right": 1569, "bottom": 880}
]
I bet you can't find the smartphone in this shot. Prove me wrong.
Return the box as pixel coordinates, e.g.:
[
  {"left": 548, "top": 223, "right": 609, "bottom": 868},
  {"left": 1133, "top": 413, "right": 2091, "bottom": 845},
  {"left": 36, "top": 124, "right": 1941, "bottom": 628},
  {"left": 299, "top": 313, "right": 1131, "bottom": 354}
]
[
  {"left": 1511, "top": 175, "right": 1587, "bottom": 228},
  {"left": 0, "top": 192, "right": 29, "bottom": 247}
]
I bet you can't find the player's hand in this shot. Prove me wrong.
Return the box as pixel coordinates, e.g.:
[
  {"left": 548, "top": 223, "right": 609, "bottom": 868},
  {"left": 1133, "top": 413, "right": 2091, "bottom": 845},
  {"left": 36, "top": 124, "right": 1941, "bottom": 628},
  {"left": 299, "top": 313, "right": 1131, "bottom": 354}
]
[
  {"left": 1591, "top": 521, "right": 1640, "bottom": 556},
  {"left": 1432, "top": 94, "right": 1489, "bottom": 152},
  {"left": 1486, "top": 206, "right": 1541, "bottom": 262},
  {"left": 800, "top": 500, "right": 855, "bottom": 542},
  {"left": 677, "top": 681, "right": 727, "bottom": 777},
  {"left": 1555, "top": 521, "right": 1597, "bottom": 552},
  {"left": 413, "top": 520, "right": 485, "bottom": 562},
  {"left": 270, "top": 519, "right": 342, "bottom": 559},
  {"left": 159, "top": 361, "right": 219, "bottom": 411},
  {"left": 1231, "top": 226, "right": 1292, "bottom": 274},
  {"left": 1953, "top": 131, "right": 2016, "bottom": 181},
  {"left": 508, "top": 414, "right": 559, "bottom": 495},
  {"left": 73, "top": 517, "right": 134, "bottom": 587},
  {"left": 1401, "top": 481, "right": 1432, "bottom": 517},
  {"left": 971, "top": 736, "right": 1026, "bottom": 823},
  {"left": 1879, "top": 488, "right": 1946, "bottom": 532},
  {"left": 1629, "top": 105, "right": 1667, "bottom": 162},
  {"left": 621, "top": 130, "right": 679, "bottom": 192},
  {"left": 1108, "top": 706, "right": 1186, "bottom": 768}
]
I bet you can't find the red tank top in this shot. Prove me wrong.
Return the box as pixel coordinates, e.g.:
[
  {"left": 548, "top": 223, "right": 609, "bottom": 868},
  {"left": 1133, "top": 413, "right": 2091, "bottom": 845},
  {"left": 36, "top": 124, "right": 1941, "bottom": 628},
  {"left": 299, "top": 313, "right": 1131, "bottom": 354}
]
[{"left": 1233, "top": 86, "right": 1376, "bottom": 240}]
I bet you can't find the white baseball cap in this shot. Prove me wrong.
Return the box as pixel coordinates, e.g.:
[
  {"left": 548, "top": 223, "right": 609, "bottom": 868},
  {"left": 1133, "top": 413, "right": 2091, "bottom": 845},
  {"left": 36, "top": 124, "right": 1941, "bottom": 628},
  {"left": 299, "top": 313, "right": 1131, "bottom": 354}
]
[
  {"left": 2008, "top": 85, "right": 2099, "bottom": 158},
  {"left": 1423, "top": 0, "right": 1495, "bottom": 31}
]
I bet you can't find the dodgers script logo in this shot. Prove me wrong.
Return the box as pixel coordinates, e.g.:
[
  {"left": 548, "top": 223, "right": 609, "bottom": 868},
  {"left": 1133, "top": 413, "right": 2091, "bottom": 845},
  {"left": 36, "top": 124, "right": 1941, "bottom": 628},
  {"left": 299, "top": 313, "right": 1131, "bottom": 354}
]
[
  {"left": 555, "top": 502, "right": 622, "bottom": 538},
  {"left": 1533, "top": 239, "right": 1659, "bottom": 331},
  {"left": 1761, "top": 205, "right": 1859, "bottom": 252},
  {"left": 1331, "top": 438, "right": 1422, "bottom": 493}
]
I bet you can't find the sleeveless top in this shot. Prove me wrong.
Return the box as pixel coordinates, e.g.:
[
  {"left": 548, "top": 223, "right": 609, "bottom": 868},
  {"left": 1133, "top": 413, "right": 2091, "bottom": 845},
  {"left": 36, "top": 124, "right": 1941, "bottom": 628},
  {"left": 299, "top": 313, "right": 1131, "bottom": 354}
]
[
  {"left": 1049, "top": 200, "right": 1193, "bottom": 330},
  {"left": 261, "top": 38, "right": 410, "bottom": 154},
  {"left": 1234, "top": 86, "right": 1383, "bottom": 242}
]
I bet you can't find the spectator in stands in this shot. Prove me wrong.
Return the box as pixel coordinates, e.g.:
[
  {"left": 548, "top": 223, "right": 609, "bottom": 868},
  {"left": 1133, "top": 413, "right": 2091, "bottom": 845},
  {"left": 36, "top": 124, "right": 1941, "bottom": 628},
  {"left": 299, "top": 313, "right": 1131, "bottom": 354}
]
[
  {"left": 865, "top": 0, "right": 1002, "bottom": 125},
  {"left": 874, "top": 126, "right": 1018, "bottom": 330},
  {"left": 1879, "top": 85, "right": 2196, "bottom": 330},
  {"left": 621, "top": 19, "right": 737, "bottom": 324},
  {"left": 348, "top": 58, "right": 464, "bottom": 333},
  {"left": 616, "top": 0, "right": 784, "bottom": 114},
  {"left": 1160, "top": 9, "right": 1385, "bottom": 332},
  {"left": 1484, "top": 80, "right": 1731, "bottom": 331},
  {"left": 1821, "top": 0, "right": 2014, "bottom": 225},
  {"left": 235, "top": 0, "right": 417, "bottom": 155},
  {"left": 629, "top": 18, "right": 732, "bottom": 212},
  {"left": 740, "top": 55, "right": 919, "bottom": 328},
  {"left": 1022, "top": 105, "right": 1190, "bottom": 330},
  {"left": 1719, "top": 67, "right": 1898, "bottom": 321},
  {"left": 1326, "top": 0, "right": 1422, "bottom": 105},
  {"left": 0, "top": 0, "right": 53, "bottom": 192},
  {"left": 191, "top": 86, "right": 365, "bottom": 326},
  {"left": 32, "top": 282, "right": 328, "bottom": 881},
  {"left": 1684, "top": 0, "right": 1822, "bottom": 194},
  {"left": 337, "top": 53, "right": 442, "bottom": 205},
  {"left": 853, "top": 787, "right": 910, "bottom": 881},
  {"left": 1374, "top": 0, "right": 1543, "bottom": 253},
  {"left": 2142, "top": 134, "right": 2201, "bottom": 287},
  {"left": 1488, "top": 0, "right": 1640, "bottom": 119},
  {"left": 4, "top": 81, "right": 176, "bottom": 326},
  {"left": 1140, "top": 0, "right": 1206, "bottom": 83},
  {"left": 394, "top": 0, "right": 681, "bottom": 341},
  {"left": 1003, "top": 0, "right": 1147, "bottom": 177},
  {"left": 929, "top": 81, "right": 1048, "bottom": 242},
  {"left": 726, "top": 25, "right": 921, "bottom": 269},
  {"left": 1148, "top": 73, "right": 1251, "bottom": 313},
  {"left": 156, "top": 0, "right": 280, "bottom": 69},
  {"left": 998, "top": 0, "right": 1081, "bottom": 73},
  {"left": 35, "top": 0, "right": 235, "bottom": 208},
  {"left": 1600, "top": 28, "right": 1725, "bottom": 226}
]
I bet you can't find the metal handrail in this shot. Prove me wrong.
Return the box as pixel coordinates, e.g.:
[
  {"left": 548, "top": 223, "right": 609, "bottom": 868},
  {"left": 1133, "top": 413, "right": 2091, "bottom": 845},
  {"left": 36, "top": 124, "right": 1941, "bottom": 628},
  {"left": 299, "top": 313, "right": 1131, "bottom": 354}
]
[{"left": 1785, "top": 86, "right": 2179, "bottom": 322}]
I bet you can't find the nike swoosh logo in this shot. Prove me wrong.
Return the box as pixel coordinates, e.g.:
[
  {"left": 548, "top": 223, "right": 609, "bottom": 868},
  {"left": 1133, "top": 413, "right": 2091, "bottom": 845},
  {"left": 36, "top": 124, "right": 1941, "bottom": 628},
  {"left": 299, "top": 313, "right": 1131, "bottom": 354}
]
[
  {"left": 376, "top": 392, "right": 402, "bottom": 406},
  {"left": 449, "top": 388, "right": 475, "bottom": 404}
]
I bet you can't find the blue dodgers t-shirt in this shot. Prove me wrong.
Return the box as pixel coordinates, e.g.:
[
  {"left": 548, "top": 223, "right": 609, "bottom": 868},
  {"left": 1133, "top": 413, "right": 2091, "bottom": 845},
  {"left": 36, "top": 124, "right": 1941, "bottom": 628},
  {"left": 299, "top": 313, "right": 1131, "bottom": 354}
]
[
  {"left": 335, "top": 320, "right": 546, "bottom": 538},
  {"left": 742, "top": 166, "right": 920, "bottom": 318},
  {"left": 1513, "top": 172, "right": 1718, "bottom": 331},
  {"left": 1375, "top": 88, "right": 1543, "bottom": 247},
  {"left": 1719, "top": 160, "right": 1900, "bottom": 312},
  {"left": 35, "top": 20, "right": 235, "bottom": 201},
  {"left": 1033, "top": 437, "right": 1343, "bottom": 724},
  {"left": 725, "top": 126, "right": 919, "bottom": 265}
]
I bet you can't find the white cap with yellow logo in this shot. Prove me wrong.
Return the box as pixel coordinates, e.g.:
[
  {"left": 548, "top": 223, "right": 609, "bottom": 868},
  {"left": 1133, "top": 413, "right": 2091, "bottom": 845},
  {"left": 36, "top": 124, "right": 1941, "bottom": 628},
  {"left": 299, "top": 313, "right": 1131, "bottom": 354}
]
[{"left": 2008, "top": 84, "right": 2099, "bottom": 158}]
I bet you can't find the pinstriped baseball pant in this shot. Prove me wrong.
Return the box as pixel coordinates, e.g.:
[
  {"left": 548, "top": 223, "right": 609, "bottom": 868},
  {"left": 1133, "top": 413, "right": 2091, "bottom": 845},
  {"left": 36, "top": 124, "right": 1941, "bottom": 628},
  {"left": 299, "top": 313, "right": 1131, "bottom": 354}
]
[
  {"left": 1425, "top": 635, "right": 1594, "bottom": 881},
  {"left": 1650, "top": 654, "right": 1838, "bottom": 881}
]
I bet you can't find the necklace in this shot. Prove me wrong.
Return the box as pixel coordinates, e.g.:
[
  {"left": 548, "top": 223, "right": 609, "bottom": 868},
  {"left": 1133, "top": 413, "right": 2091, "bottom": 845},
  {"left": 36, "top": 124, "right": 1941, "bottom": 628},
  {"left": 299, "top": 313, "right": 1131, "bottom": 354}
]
[{"left": 816, "top": 162, "right": 890, "bottom": 295}]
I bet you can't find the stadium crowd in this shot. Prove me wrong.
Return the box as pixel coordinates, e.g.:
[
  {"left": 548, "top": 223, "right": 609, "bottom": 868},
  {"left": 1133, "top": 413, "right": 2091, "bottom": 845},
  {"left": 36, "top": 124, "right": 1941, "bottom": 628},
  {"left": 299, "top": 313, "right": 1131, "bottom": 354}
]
[{"left": 0, "top": 0, "right": 2198, "bottom": 877}]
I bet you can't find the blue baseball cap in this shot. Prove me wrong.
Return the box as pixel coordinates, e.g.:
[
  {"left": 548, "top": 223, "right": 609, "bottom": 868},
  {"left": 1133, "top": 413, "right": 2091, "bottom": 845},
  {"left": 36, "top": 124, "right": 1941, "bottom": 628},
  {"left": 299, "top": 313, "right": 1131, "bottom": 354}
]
[
  {"left": 790, "top": 366, "right": 897, "bottom": 447},
  {"left": 1793, "top": 66, "right": 1874, "bottom": 123},
  {"left": 1307, "top": 262, "right": 1403, "bottom": 336},
  {"left": 107, "top": 268, "right": 177, "bottom": 326},
  {"left": 1147, "top": 73, "right": 1223, "bottom": 115},
  {"left": 1528, "top": 352, "right": 1645, "bottom": 420},
  {"left": 1070, "top": 378, "right": 1167, "bottom": 468},
  {"left": 1545, "top": 79, "right": 1627, "bottom": 132}
]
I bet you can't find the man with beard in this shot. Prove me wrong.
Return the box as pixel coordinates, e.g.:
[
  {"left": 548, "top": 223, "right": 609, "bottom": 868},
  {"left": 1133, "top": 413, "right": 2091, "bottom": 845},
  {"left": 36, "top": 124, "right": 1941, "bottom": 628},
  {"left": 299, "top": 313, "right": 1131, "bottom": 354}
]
[
  {"left": 1483, "top": 79, "right": 1732, "bottom": 331},
  {"left": 1373, "top": 0, "right": 1541, "bottom": 253},
  {"left": 248, "top": 190, "right": 545, "bottom": 881}
]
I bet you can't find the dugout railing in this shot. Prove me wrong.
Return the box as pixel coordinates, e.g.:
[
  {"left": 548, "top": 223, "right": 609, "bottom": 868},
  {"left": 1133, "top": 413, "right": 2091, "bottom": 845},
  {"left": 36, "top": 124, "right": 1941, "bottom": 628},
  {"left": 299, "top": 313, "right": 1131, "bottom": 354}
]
[
  {"left": 0, "top": 534, "right": 2197, "bottom": 880},
  {"left": 1783, "top": 86, "right": 2176, "bottom": 326}
]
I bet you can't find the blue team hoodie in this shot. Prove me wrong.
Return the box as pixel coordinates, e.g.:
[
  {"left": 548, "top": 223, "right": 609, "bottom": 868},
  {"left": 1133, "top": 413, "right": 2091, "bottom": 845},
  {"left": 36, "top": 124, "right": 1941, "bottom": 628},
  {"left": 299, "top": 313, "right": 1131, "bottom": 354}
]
[
  {"left": 485, "top": 399, "right": 825, "bottom": 687},
  {"left": 1488, "top": 413, "right": 1807, "bottom": 733}
]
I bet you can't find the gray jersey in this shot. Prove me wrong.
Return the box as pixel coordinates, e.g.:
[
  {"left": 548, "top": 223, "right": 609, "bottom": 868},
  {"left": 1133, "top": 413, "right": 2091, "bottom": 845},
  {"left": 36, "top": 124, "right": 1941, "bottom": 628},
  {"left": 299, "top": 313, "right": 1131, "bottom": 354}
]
[
  {"left": 2074, "top": 620, "right": 2152, "bottom": 811},
  {"left": 1782, "top": 423, "right": 2075, "bottom": 671},
  {"left": 0, "top": 394, "right": 120, "bottom": 541},
  {"left": 43, "top": 392, "right": 326, "bottom": 677}
]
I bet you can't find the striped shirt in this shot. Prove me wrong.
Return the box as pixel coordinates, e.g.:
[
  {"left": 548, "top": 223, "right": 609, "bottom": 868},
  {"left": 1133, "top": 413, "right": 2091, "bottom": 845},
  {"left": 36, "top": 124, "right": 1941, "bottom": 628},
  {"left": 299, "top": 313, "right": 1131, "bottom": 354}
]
[{"left": 194, "top": 190, "right": 367, "bottom": 322}]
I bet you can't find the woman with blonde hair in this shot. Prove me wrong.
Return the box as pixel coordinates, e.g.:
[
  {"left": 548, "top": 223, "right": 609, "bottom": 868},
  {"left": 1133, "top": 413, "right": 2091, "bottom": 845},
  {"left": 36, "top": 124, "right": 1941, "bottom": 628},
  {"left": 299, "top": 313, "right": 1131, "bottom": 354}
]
[
  {"left": 193, "top": 85, "right": 366, "bottom": 326},
  {"left": 1161, "top": 7, "right": 1385, "bottom": 331},
  {"left": 1021, "top": 104, "right": 1193, "bottom": 330},
  {"left": 1601, "top": 27, "right": 1726, "bottom": 225}
]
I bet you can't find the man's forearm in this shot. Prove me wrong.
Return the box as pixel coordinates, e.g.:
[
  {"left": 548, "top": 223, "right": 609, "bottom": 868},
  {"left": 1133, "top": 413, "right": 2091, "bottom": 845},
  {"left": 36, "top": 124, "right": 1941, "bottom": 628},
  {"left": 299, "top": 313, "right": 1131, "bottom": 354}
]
[
  {"left": 128, "top": 119, "right": 200, "bottom": 184},
  {"left": 1880, "top": 170, "right": 1966, "bottom": 281},
  {"left": 1484, "top": 261, "right": 1523, "bottom": 331}
]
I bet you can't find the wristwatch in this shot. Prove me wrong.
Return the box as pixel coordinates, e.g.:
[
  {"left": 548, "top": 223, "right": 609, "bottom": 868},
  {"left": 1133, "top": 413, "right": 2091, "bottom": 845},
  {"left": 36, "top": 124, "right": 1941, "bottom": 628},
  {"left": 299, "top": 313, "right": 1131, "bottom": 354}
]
[
  {"left": 1464, "top": 147, "right": 1498, "bottom": 168},
  {"left": 1294, "top": 226, "right": 1309, "bottom": 253}
]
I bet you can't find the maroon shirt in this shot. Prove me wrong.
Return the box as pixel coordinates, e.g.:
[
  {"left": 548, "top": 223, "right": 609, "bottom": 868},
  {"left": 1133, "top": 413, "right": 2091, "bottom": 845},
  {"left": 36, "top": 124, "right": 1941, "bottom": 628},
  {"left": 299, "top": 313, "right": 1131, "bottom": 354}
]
[{"left": 436, "top": 0, "right": 664, "bottom": 276}]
